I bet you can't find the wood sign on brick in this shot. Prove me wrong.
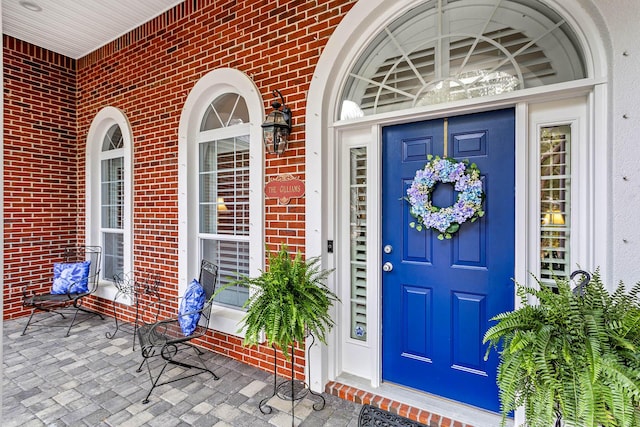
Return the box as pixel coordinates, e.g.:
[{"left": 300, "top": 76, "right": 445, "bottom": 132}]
[{"left": 265, "top": 174, "right": 305, "bottom": 205}]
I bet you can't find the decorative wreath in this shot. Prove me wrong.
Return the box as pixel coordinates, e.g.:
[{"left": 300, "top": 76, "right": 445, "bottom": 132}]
[{"left": 406, "top": 155, "right": 484, "bottom": 240}]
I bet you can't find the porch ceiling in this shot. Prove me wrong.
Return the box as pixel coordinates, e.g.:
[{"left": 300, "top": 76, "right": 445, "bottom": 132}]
[{"left": 2, "top": 0, "right": 184, "bottom": 59}]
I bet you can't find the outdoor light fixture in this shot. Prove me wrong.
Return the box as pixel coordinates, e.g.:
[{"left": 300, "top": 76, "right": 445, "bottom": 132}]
[{"left": 261, "top": 89, "right": 292, "bottom": 155}]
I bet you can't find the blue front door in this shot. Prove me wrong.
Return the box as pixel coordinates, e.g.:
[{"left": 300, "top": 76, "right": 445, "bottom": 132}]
[{"left": 381, "top": 109, "right": 515, "bottom": 412}]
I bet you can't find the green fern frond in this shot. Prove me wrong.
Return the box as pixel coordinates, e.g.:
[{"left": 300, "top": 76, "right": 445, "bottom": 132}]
[
  {"left": 485, "top": 269, "right": 640, "bottom": 427},
  {"left": 223, "top": 245, "right": 339, "bottom": 361}
]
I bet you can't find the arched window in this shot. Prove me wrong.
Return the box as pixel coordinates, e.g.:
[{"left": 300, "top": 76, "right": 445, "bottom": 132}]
[
  {"left": 86, "top": 107, "right": 133, "bottom": 299},
  {"left": 100, "top": 124, "right": 125, "bottom": 279},
  {"left": 178, "top": 68, "right": 264, "bottom": 336},
  {"left": 340, "top": 0, "right": 587, "bottom": 118},
  {"left": 198, "top": 93, "right": 251, "bottom": 307}
]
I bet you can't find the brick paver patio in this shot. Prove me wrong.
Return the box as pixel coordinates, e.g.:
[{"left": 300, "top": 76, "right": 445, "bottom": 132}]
[{"left": 3, "top": 315, "right": 362, "bottom": 426}]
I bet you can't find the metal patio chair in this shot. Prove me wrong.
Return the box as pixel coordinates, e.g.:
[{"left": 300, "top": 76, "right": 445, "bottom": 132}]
[
  {"left": 21, "top": 246, "right": 104, "bottom": 337},
  {"left": 106, "top": 270, "right": 162, "bottom": 350},
  {"left": 136, "top": 259, "right": 220, "bottom": 404}
]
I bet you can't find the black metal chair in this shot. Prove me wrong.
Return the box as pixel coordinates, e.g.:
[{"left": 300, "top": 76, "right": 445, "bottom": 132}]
[
  {"left": 136, "top": 259, "right": 220, "bottom": 404},
  {"left": 21, "top": 246, "right": 104, "bottom": 337},
  {"left": 106, "top": 270, "right": 162, "bottom": 350}
]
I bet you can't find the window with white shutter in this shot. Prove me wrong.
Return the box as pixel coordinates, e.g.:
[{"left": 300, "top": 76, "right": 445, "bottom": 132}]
[
  {"left": 100, "top": 124, "right": 124, "bottom": 281},
  {"left": 198, "top": 94, "right": 250, "bottom": 308},
  {"left": 87, "top": 107, "right": 133, "bottom": 296},
  {"left": 350, "top": 147, "right": 368, "bottom": 341},
  {"left": 539, "top": 125, "right": 571, "bottom": 284}
]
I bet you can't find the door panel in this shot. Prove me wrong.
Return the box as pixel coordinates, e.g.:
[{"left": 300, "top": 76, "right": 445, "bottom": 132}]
[
  {"left": 452, "top": 291, "right": 486, "bottom": 372},
  {"left": 381, "top": 109, "right": 515, "bottom": 412},
  {"left": 403, "top": 285, "right": 432, "bottom": 359}
]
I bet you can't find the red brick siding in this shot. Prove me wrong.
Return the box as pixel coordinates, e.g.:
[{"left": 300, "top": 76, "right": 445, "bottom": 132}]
[
  {"left": 4, "top": 0, "right": 356, "bottom": 379},
  {"left": 3, "top": 36, "right": 78, "bottom": 318}
]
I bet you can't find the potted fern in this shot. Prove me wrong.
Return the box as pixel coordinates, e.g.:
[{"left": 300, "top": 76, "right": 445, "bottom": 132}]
[
  {"left": 483, "top": 270, "right": 640, "bottom": 427},
  {"left": 236, "top": 245, "right": 339, "bottom": 360}
]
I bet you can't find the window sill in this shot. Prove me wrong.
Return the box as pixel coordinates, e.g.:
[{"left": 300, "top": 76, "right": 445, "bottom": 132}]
[
  {"left": 95, "top": 281, "right": 133, "bottom": 305},
  {"left": 210, "top": 305, "right": 246, "bottom": 338}
]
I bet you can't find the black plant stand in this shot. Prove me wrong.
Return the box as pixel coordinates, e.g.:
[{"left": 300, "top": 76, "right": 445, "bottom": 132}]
[{"left": 259, "top": 333, "right": 325, "bottom": 426}]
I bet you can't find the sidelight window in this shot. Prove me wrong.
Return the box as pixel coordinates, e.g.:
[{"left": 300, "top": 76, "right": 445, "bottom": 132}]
[
  {"left": 539, "top": 125, "right": 571, "bottom": 284},
  {"left": 349, "top": 147, "right": 368, "bottom": 341}
]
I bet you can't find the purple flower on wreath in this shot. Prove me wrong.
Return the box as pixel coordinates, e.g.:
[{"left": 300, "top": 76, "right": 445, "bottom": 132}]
[{"left": 406, "top": 155, "right": 485, "bottom": 239}]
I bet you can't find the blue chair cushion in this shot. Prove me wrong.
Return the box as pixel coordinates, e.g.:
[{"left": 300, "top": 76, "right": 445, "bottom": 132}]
[
  {"left": 51, "top": 261, "right": 91, "bottom": 294},
  {"left": 178, "top": 278, "right": 206, "bottom": 336}
]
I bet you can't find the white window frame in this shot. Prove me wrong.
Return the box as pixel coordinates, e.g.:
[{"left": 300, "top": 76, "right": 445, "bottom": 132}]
[
  {"left": 86, "top": 106, "right": 133, "bottom": 302},
  {"left": 197, "top": 124, "right": 251, "bottom": 309},
  {"left": 527, "top": 97, "right": 590, "bottom": 287},
  {"left": 177, "top": 68, "right": 264, "bottom": 337}
]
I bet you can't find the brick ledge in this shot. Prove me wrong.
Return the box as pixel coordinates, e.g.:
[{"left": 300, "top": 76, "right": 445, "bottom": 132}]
[{"left": 325, "top": 380, "right": 473, "bottom": 427}]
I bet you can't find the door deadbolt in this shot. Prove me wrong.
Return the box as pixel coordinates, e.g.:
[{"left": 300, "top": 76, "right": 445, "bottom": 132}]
[{"left": 383, "top": 245, "right": 393, "bottom": 254}]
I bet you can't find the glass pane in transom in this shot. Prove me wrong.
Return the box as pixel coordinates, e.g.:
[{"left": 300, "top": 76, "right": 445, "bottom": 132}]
[
  {"left": 200, "top": 93, "right": 249, "bottom": 131},
  {"left": 102, "top": 124, "right": 123, "bottom": 151}
]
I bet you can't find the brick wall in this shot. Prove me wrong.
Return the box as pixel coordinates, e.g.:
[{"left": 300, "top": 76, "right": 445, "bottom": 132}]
[
  {"left": 3, "top": 36, "right": 78, "bottom": 318},
  {"left": 4, "top": 0, "right": 356, "bottom": 379}
]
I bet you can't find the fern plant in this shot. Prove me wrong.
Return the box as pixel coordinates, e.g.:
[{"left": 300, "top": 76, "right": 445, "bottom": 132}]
[
  {"left": 483, "top": 270, "right": 640, "bottom": 427},
  {"left": 234, "top": 245, "right": 338, "bottom": 360}
]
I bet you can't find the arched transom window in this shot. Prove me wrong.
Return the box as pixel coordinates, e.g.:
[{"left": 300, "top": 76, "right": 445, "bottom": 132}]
[{"left": 340, "top": 0, "right": 587, "bottom": 118}]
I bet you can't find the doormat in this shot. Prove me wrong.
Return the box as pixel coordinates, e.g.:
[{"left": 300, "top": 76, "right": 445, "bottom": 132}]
[{"left": 358, "top": 404, "right": 427, "bottom": 426}]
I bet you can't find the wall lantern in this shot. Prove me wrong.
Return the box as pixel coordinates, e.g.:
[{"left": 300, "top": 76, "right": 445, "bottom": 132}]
[{"left": 261, "top": 89, "right": 292, "bottom": 155}]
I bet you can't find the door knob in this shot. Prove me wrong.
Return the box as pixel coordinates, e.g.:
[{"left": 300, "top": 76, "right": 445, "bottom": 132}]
[{"left": 382, "top": 262, "right": 393, "bottom": 272}]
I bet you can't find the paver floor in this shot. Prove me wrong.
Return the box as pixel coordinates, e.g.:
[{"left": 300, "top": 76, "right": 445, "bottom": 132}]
[{"left": 3, "top": 315, "right": 362, "bottom": 426}]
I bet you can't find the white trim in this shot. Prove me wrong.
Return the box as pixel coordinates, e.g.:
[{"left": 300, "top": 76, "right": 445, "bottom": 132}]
[
  {"left": 197, "top": 123, "right": 251, "bottom": 143},
  {"left": 591, "top": 84, "right": 611, "bottom": 283},
  {"left": 540, "top": 0, "right": 610, "bottom": 79},
  {"left": 514, "top": 101, "right": 529, "bottom": 304},
  {"left": 369, "top": 124, "right": 383, "bottom": 389},
  {"left": 334, "top": 78, "right": 601, "bottom": 130},
  {"left": 335, "top": 126, "right": 383, "bottom": 384},
  {"left": 85, "top": 106, "right": 133, "bottom": 302},
  {"left": 177, "top": 67, "right": 264, "bottom": 337},
  {"left": 512, "top": 102, "right": 529, "bottom": 426}
]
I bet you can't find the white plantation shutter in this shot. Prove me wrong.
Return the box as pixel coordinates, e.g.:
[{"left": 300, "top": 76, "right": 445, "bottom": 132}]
[
  {"left": 350, "top": 148, "right": 367, "bottom": 341},
  {"left": 203, "top": 238, "right": 250, "bottom": 307},
  {"left": 539, "top": 126, "right": 571, "bottom": 284}
]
